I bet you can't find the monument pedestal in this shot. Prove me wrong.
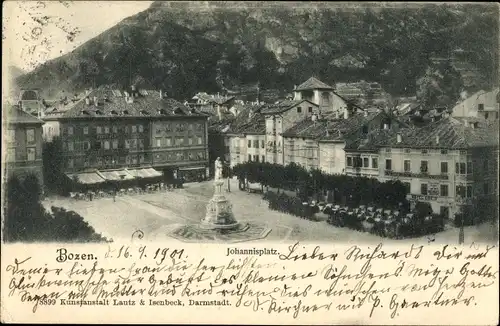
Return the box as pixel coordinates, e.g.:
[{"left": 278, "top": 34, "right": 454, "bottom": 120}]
[{"left": 200, "top": 180, "right": 239, "bottom": 230}]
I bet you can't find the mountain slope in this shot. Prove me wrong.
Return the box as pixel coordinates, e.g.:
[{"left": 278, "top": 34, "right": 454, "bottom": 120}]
[{"left": 16, "top": 3, "right": 499, "bottom": 100}]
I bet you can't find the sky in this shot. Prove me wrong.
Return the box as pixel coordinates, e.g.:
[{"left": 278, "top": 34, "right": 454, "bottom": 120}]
[{"left": 3, "top": 1, "right": 153, "bottom": 72}]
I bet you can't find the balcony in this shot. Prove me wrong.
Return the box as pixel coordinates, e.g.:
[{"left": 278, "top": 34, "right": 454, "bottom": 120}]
[{"left": 384, "top": 170, "right": 449, "bottom": 180}]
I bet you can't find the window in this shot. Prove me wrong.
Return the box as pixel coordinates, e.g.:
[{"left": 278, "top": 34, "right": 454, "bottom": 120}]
[
  {"left": 68, "top": 158, "right": 74, "bottom": 168},
  {"left": 97, "top": 126, "right": 102, "bottom": 134},
  {"left": 83, "top": 126, "right": 89, "bottom": 135},
  {"left": 83, "top": 141, "right": 91, "bottom": 150},
  {"left": 308, "top": 107, "right": 313, "bottom": 113},
  {"left": 188, "top": 137, "right": 194, "bottom": 145},
  {"left": 404, "top": 148, "right": 411, "bottom": 154},
  {"left": 440, "top": 149, "right": 448, "bottom": 155},
  {"left": 112, "top": 140, "right": 118, "bottom": 149},
  {"left": 456, "top": 185, "right": 466, "bottom": 197},
  {"left": 440, "top": 184, "right": 449, "bottom": 197},
  {"left": 139, "top": 125, "right": 144, "bottom": 133},
  {"left": 96, "top": 157, "right": 103, "bottom": 166},
  {"left": 261, "top": 140, "right": 265, "bottom": 148},
  {"left": 421, "top": 149, "right": 428, "bottom": 154},
  {"left": 385, "top": 148, "right": 391, "bottom": 153},
  {"left": 7, "top": 129, "right": 15, "bottom": 144},
  {"left": 68, "top": 142, "right": 74, "bottom": 151},
  {"left": 372, "top": 158, "right": 378, "bottom": 169},
  {"left": 197, "top": 151, "right": 204, "bottom": 160},
  {"left": 403, "top": 182, "right": 411, "bottom": 193},
  {"left": 138, "top": 139, "right": 144, "bottom": 149},
  {"left": 253, "top": 140, "right": 258, "bottom": 148},
  {"left": 484, "top": 112, "right": 489, "bottom": 119},
  {"left": 124, "top": 126, "right": 129, "bottom": 133},
  {"left": 248, "top": 154, "right": 252, "bottom": 162},
  {"left": 27, "top": 148, "right": 36, "bottom": 161},
  {"left": 420, "top": 160, "right": 428, "bottom": 173},
  {"left": 478, "top": 103, "right": 484, "bottom": 111},
  {"left": 132, "top": 125, "right": 137, "bottom": 133},
  {"left": 262, "top": 155, "right": 265, "bottom": 162},
  {"left": 26, "top": 129, "right": 35, "bottom": 145},
  {"left": 421, "top": 183, "right": 428, "bottom": 195},
  {"left": 125, "top": 140, "right": 130, "bottom": 149},
  {"left": 113, "top": 126, "right": 118, "bottom": 133},
  {"left": 467, "top": 161, "right": 473, "bottom": 174},
  {"left": 139, "top": 154, "right": 145, "bottom": 163},
  {"left": 297, "top": 107, "right": 302, "bottom": 113},
  {"left": 385, "top": 159, "right": 392, "bottom": 171},
  {"left": 404, "top": 160, "right": 411, "bottom": 172},
  {"left": 104, "top": 126, "right": 109, "bottom": 134},
  {"left": 496, "top": 112, "right": 499, "bottom": 119},
  {"left": 363, "top": 157, "right": 369, "bottom": 168},
  {"left": 104, "top": 141, "right": 110, "bottom": 150},
  {"left": 175, "top": 137, "right": 184, "bottom": 146},
  {"left": 347, "top": 157, "right": 353, "bottom": 167},
  {"left": 197, "top": 136, "right": 203, "bottom": 145},
  {"left": 466, "top": 185, "right": 473, "bottom": 198},
  {"left": 441, "top": 162, "right": 448, "bottom": 174},
  {"left": 254, "top": 155, "right": 259, "bottom": 162},
  {"left": 456, "top": 162, "right": 466, "bottom": 174},
  {"left": 165, "top": 138, "right": 172, "bottom": 146},
  {"left": 248, "top": 140, "right": 252, "bottom": 148},
  {"left": 68, "top": 126, "right": 73, "bottom": 135},
  {"left": 483, "top": 183, "right": 489, "bottom": 195},
  {"left": 84, "top": 157, "right": 90, "bottom": 167},
  {"left": 130, "top": 139, "right": 137, "bottom": 149}
]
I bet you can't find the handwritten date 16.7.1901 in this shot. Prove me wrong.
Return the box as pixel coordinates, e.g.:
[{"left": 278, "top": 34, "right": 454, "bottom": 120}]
[{"left": 103, "top": 245, "right": 185, "bottom": 265}]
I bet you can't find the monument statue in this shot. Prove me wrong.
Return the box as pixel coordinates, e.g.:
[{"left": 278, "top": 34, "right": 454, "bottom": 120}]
[{"left": 200, "top": 157, "right": 239, "bottom": 230}]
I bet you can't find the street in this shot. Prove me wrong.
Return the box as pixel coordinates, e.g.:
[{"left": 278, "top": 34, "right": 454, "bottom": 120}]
[{"left": 43, "top": 179, "right": 498, "bottom": 244}]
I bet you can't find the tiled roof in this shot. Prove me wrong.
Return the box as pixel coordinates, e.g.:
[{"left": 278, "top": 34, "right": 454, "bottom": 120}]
[
  {"left": 295, "top": 77, "right": 334, "bottom": 91},
  {"left": 59, "top": 86, "right": 206, "bottom": 119},
  {"left": 346, "top": 117, "right": 499, "bottom": 151},
  {"left": 283, "top": 111, "right": 383, "bottom": 140},
  {"left": 3, "top": 104, "right": 44, "bottom": 125},
  {"left": 261, "top": 99, "right": 318, "bottom": 115},
  {"left": 208, "top": 103, "right": 265, "bottom": 135}
]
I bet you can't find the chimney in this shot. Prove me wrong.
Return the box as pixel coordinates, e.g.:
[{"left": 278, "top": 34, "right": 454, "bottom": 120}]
[
  {"left": 435, "top": 135, "right": 440, "bottom": 144},
  {"left": 397, "top": 133, "right": 402, "bottom": 143}
]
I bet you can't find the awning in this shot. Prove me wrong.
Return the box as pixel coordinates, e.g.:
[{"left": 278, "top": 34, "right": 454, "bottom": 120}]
[
  {"left": 178, "top": 166, "right": 206, "bottom": 171},
  {"left": 97, "top": 169, "right": 135, "bottom": 181},
  {"left": 126, "top": 168, "right": 162, "bottom": 178},
  {"left": 66, "top": 172, "right": 105, "bottom": 185}
]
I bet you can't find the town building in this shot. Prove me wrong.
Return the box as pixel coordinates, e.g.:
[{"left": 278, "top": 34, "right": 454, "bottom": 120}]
[
  {"left": 208, "top": 104, "right": 266, "bottom": 169},
  {"left": 260, "top": 77, "right": 352, "bottom": 165},
  {"left": 54, "top": 86, "right": 210, "bottom": 182},
  {"left": 189, "top": 92, "right": 235, "bottom": 120},
  {"left": 353, "top": 117, "right": 498, "bottom": 220},
  {"left": 3, "top": 104, "right": 45, "bottom": 189},
  {"left": 17, "top": 89, "right": 44, "bottom": 118},
  {"left": 452, "top": 88, "right": 500, "bottom": 121},
  {"left": 317, "top": 110, "right": 405, "bottom": 175}
]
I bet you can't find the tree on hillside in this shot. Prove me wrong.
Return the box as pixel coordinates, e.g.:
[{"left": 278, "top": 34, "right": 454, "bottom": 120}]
[{"left": 416, "top": 61, "right": 463, "bottom": 108}]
